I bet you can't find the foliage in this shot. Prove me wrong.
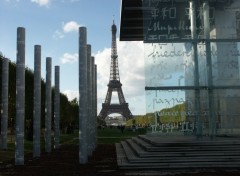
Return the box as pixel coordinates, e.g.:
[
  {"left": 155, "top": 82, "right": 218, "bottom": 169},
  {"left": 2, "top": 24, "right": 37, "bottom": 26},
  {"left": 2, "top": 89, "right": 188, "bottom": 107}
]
[
  {"left": 0, "top": 55, "right": 79, "bottom": 140},
  {"left": 126, "top": 113, "right": 155, "bottom": 127},
  {"left": 126, "top": 103, "right": 186, "bottom": 126},
  {"left": 159, "top": 103, "right": 186, "bottom": 123}
]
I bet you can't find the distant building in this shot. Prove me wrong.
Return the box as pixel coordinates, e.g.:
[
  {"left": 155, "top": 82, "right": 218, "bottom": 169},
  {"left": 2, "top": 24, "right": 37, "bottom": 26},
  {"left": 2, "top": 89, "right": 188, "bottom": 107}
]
[{"left": 105, "top": 116, "right": 126, "bottom": 126}]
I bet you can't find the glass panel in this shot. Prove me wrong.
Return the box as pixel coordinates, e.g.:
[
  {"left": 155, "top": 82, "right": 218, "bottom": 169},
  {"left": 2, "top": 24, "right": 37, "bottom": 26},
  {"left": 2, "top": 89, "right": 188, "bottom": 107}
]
[
  {"left": 143, "top": 0, "right": 240, "bottom": 42},
  {"left": 211, "top": 42, "right": 240, "bottom": 86},
  {"left": 146, "top": 90, "right": 185, "bottom": 113},
  {"left": 144, "top": 43, "right": 193, "bottom": 87},
  {"left": 145, "top": 89, "right": 240, "bottom": 136},
  {"left": 144, "top": 42, "right": 240, "bottom": 87},
  {"left": 143, "top": 0, "right": 240, "bottom": 137},
  {"left": 214, "top": 89, "right": 240, "bottom": 136},
  {"left": 145, "top": 90, "right": 188, "bottom": 135}
]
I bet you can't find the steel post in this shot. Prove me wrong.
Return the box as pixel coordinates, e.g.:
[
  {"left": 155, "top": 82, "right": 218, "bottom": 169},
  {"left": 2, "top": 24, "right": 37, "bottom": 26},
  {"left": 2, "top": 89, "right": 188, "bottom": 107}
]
[
  {"left": 190, "top": 0, "right": 202, "bottom": 138},
  {"left": 203, "top": 0, "right": 215, "bottom": 139}
]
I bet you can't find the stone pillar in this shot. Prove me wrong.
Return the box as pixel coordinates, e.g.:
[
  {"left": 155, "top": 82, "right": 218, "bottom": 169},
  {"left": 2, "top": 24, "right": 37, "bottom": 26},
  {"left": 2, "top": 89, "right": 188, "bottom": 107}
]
[
  {"left": 54, "top": 66, "right": 60, "bottom": 149},
  {"left": 33, "top": 45, "right": 41, "bottom": 158},
  {"left": 15, "top": 27, "right": 25, "bottom": 165},
  {"left": 79, "top": 27, "right": 88, "bottom": 163},
  {"left": 87, "top": 45, "right": 93, "bottom": 156},
  {"left": 94, "top": 64, "right": 97, "bottom": 148},
  {"left": 1, "top": 57, "right": 9, "bottom": 150},
  {"left": 45, "top": 57, "right": 52, "bottom": 152},
  {"left": 91, "top": 57, "right": 96, "bottom": 150}
]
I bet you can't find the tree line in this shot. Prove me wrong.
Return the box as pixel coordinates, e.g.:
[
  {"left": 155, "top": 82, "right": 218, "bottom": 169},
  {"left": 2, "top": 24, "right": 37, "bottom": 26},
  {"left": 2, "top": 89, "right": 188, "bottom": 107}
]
[
  {"left": 0, "top": 53, "right": 79, "bottom": 140},
  {"left": 126, "top": 103, "right": 186, "bottom": 126}
]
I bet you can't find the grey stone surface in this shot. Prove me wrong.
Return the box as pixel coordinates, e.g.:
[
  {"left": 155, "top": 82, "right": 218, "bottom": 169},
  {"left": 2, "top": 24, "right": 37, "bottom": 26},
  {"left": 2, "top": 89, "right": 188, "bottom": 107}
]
[
  {"left": 45, "top": 57, "right": 52, "bottom": 153},
  {"left": 33, "top": 45, "right": 41, "bottom": 158},
  {"left": 79, "top": 27, "right": 88, "bottom": 164},
  {"left": 15, "top": 27, "right": 25, "bottom": 165},
  {"left": 1, "top": 57, "right": 9, "bottom": 150},
  {"left": 54, "top": 66, "right": 60, "bottom": 149},
  {"left": 87, "top": 44, "right": 92, "bottom": 156}
]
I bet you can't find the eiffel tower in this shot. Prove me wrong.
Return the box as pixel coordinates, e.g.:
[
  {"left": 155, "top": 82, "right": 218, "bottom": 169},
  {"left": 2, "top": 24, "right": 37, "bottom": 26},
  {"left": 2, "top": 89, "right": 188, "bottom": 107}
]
[{"left": 98, "top": 21, "right": 133, "bottom": 120}]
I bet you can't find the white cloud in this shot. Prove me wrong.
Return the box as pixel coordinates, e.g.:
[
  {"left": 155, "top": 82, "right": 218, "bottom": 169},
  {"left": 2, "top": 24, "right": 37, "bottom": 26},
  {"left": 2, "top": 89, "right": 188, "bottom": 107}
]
[
  {"left": 53, "top": 21, "right": 81, "bottom": 39},
  {"left": 62, "top": 21, "right": 80, "bottom": 33},
  {"left": 63, "top": 90, "right": 79, "bottom": 101},
  {"left": 31, "top": 0, "right": 51, "bottom": 7},
  {"left": 61, "top": 0, "right": 80, "bottom": 3},
  {"left": 60, "top": 53, "right": 78, "bottom": 64},
  {"left": 5, "top": 0, "right": 20, "bottom": 3},
  {"left": 53, "top": 30, "right": 64, "bottom": 39}
]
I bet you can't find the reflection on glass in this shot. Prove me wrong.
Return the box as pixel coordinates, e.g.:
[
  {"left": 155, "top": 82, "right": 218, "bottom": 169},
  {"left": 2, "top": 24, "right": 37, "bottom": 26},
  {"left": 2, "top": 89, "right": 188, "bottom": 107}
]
[
  {"left": 143, "top": 0, "right": 240, "bottom": 137},
  {"left": 143, "top": 0, "right": 240, "bottom": 42}
]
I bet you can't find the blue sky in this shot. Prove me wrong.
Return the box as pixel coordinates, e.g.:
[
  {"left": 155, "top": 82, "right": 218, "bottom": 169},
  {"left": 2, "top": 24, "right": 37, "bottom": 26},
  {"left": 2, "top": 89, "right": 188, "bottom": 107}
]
[{"left": 0, "top": 0, "right": 146, "bottom": 115}]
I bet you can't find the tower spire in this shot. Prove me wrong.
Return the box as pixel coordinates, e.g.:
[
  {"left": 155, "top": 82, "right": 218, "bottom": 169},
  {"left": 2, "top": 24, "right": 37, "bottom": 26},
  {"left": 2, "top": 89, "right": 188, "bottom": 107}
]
[{"left": 110, "top": 21, "right": 119, "bottom": 81}]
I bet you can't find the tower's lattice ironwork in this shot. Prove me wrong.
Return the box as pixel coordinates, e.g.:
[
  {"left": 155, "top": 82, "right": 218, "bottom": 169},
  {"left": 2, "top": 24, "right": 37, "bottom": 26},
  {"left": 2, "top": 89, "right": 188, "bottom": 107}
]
[{"left": 98, "top": 21, "right": 133, "bottom": 120}]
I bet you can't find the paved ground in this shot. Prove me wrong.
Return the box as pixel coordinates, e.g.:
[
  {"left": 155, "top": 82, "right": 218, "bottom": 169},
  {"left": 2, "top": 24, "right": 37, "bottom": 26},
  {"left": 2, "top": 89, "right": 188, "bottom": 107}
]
[{"left": 1, "top": 144, "right": 240, "bottom": 176}]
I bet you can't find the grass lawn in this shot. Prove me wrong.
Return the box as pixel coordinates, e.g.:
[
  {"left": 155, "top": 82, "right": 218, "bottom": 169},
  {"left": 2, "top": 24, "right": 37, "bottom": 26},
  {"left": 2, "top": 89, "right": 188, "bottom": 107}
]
[
  {"left": 0, "top": 127, "right": 146, "bottom": 164},
  {"left": 97, "top": 126, "right": 146, "bottom": 144},
  {"left": 0, "top": 133, "right": 79, "bottom": 164}
]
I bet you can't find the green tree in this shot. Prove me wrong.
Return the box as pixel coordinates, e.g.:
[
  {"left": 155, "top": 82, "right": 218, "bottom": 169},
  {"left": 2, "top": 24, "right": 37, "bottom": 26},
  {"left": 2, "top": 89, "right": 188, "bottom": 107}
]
[{"left": 0, "top": 53, "right": 80, "bottom": 139}]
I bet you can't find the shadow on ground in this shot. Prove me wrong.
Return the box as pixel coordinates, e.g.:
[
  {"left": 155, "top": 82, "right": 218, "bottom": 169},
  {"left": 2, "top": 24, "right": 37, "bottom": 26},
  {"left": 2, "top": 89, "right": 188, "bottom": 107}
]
[{"left": 0, "top": 144, "right": 240, "bottom": 176}]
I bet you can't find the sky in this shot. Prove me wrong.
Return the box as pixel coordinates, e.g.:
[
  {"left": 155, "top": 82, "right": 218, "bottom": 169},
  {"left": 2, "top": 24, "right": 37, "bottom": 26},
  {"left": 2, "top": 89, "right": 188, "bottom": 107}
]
[{"left": 0, "top": 0, "right": 146, "bottom": 116}]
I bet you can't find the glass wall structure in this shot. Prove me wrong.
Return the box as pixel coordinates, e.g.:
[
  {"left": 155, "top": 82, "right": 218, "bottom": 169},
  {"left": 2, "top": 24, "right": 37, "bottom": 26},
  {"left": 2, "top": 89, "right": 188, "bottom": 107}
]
[{"left": 144, "top": 0, "right": 240, "bottom": 137}]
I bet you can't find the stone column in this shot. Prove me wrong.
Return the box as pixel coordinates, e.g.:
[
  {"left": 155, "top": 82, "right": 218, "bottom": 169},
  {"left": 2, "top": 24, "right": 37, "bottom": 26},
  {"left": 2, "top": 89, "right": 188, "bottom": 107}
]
[
  {"left": 15, "top": 27, "right": 25, "bottom": 165},
  {"left": 33, "top": 45, "right": 41, "bottom": 158},
  {"left": 79, "top": 27, "right": 88, "bottom": 163},
  {"left": 91, "top": 57, "right": 96, "bottom": 150},
  {"left": 94, "top": 64, "right": 97, "bottom": 148},
  {"left": 92, "top": 57, "right": 97, "bottom": 150},
  {"left": 87, "top": 45, "right": 93, "bottom": 156},
  {"left": 54, "top": 66, "right": 60, "bottom": 149},
  {"left": 1, "top": 57, "right": 9, "bottom": 150},
  {"left": 45, "top": 57, "right": 52, "bottom": 152}
]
